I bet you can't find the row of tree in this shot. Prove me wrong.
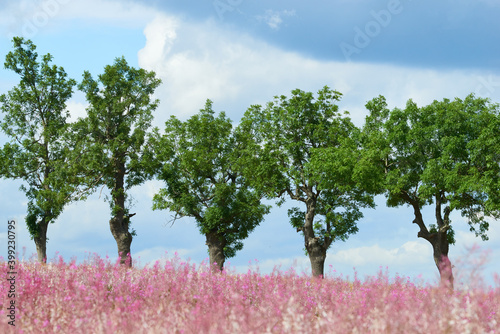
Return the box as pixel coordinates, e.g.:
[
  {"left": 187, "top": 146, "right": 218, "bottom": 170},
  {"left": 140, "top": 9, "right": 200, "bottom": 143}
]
[{"left": 2, "top": 38, "right": 499, "bottom": 288}]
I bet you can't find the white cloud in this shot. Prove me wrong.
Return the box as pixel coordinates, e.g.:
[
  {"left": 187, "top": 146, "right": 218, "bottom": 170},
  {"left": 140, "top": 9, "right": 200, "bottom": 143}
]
[
  {"left": 256, "top": 9, "right": 296, "bottom": 30},
  {"left": 135, "top": 246, "right": 205, "bottom": 268},
  {"left": 142, "top": 180, "right": 163, "bottom": 201},
  {"left": 329, "top": 241, "right": 431, "bottom": 267},
  {"left": 450, "top": 213, "right": 500, "bottom": 246},
  {"left": 1, "top": 0, "right": 157, "bottom": 38},
  {"left": 138, "top": 15, "right": 500, "bottom": 128},
  {"left": 50, "top": 196, "right": 111, "bottom": 242},
  {"left": 66, "top": 100, "right": 87, "bottom": 122},
  {"left": 137, "top": 15, "right": 179, "bottom": 71},
  {"left": 58, "top": 0, "right": 155, "bottom": 26}
]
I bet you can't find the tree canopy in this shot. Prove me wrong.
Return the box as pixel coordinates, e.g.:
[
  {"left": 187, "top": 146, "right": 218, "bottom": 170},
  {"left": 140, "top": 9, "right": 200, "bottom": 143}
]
[
  {"left": 77, "top": 56, "right": 161, "bottom": 266},
  {"left": 152, "top": 100, "right": 270, "bottom": 270},
  {"left": 361, "top": 94, "right": 500, "bottom": 287},
  {"left": 0, "top": 37, "right": 86, "bottom": 263},
  {"left": 236, "top": 86, "right": 375, "bottom": 277}
]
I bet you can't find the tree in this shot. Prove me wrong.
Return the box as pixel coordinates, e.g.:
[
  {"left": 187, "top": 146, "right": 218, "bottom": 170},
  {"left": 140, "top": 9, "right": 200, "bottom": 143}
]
[
  {"left": 152, "top": 100, "right": 270, "bottom": 271},
  {"left": 0, "top": 37, "right": 85, "bottom": 262},
  {"left": 78, "top": 57, "right": 161, "bottom": 266},
  {"left": 237, "top": 86, "right": 375, "bottom": 277},
  {"left": 361, "top": 94, "right": 500, "bottom": 288}
]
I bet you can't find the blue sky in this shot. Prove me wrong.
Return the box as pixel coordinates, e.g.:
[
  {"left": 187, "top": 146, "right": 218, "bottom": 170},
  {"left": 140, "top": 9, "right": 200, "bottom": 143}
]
[{"left": 1, "top": 0, "right": 500, "bottom": 286}]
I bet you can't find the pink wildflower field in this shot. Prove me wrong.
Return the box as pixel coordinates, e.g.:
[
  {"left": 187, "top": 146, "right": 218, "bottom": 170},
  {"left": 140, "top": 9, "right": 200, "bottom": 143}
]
[{"left": 1, "top": 254, "right": 499, "bottom": 334}]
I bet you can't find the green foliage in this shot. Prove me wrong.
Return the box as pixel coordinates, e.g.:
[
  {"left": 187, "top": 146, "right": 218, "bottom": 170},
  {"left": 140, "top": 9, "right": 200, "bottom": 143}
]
[
  {"left": 362, "top": 93, "right": 500, "bottom": 241},
  {"left": 0, "top": 37, "right": 83, "bottom": 239},
  {"left": 288, "top": 207, "right": 305, "bottom": 231},
  {"left": 77, "top": 56, "right": 161, "bottom": 219},
  {"left": 237, "top": 86, "right": 375, "bottom": 253},
  {"left": 152, "top": 100, "right": 270, "bottom": 259}
]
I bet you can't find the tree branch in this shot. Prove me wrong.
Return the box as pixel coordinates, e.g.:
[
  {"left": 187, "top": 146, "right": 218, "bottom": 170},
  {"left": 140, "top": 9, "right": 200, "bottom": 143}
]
[
  {"left": 286, "top": 187, "right": 305, "bottom": 202},
  {"left": 400, "top": 190, "right": 431, "bottom": 241},
  {"left": 435, "top": 193, "right": 444, "bottom": 228}
]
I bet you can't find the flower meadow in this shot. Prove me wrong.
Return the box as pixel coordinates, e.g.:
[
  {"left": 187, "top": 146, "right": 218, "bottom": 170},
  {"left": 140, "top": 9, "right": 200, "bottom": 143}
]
[{"left": 1, "top": 254, "right": 499, "bottom": 334}]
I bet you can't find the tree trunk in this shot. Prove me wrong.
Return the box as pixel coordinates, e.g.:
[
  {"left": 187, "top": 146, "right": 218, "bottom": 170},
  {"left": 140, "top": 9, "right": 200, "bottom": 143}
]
[
  {"left": 303, "top": 196, "right": 326, "bottom": 278},
  {"left": 33, "top": 218, "right": 48, "bottom": 263},
  {"left": 432, "top": 198, "right": 454, "bottom": 289},
  {"left": 110, "top": 217, "right": 133, "bottom": 267},
  {"left": 431, "top": 232, "right": 454, "bottom": 289},
  {"left": 308, "top": 240, "right": 326, "bottom": 278},
  {"left": 33, "top": 158, "right": 51, "bottom": 264},
  {"left": 206, "top": 230, "right": 226, "bottom": 272},
  {"left": 109, "top": 161, "right": 133, "bottom": 267},
  {"left": 418, "top": 229, "right": 454, "bottom": 289},
  {"left": 407, "top": 193, "right": 454, "bottom": 289}
]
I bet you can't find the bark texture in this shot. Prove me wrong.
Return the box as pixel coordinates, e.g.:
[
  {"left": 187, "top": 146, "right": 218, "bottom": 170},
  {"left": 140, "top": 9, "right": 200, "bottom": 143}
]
[
  {"left": 206, "top": 230, "right": 226, "bottom": 272},
  {"left": 110, "top": 218, "right": 133, "bottom": 267},
  {"left": 303, "top": 196, "right": 327, "bottom": 278},
  {"left": 34, "top": 218, "right": 48, "bottom": 263},
  {"left": 308, "top": 239, "right": 326, "bottom": 278},
  {"left": 109, "top": 161, "right": 133, "bottom": 267}
]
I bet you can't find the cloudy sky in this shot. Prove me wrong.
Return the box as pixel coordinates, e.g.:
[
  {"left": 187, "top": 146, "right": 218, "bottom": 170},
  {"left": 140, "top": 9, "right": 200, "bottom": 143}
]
[{"left": 1, "top": 0, "right": 499, "bottom": 286}]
